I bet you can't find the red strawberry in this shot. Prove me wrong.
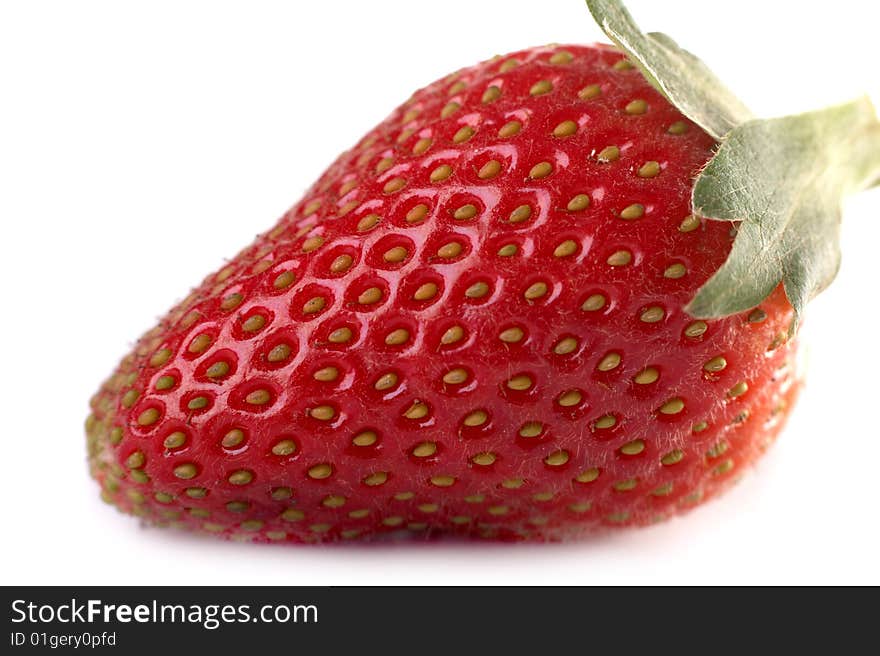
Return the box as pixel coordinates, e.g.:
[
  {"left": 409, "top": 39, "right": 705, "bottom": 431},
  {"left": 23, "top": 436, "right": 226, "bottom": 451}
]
[{"left": 85, "top": 2, "right": 878, "bottom": 543}]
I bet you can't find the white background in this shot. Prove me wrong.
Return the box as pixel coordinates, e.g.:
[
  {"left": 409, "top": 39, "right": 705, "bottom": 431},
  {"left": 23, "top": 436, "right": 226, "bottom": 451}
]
[{"left": 2, "top": 0, "right": 878, "bottom": 585}]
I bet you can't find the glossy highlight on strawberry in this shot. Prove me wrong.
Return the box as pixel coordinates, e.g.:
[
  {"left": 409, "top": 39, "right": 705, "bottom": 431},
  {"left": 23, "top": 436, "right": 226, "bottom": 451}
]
[{"left": 86, "top": 43, "right": 800, "bottom": 543}]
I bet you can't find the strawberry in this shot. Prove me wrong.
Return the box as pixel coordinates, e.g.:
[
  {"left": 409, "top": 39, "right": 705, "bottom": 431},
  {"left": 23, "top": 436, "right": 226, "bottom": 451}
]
[{"left": 85, "top": 0, "right": 879, "bottom": 542}]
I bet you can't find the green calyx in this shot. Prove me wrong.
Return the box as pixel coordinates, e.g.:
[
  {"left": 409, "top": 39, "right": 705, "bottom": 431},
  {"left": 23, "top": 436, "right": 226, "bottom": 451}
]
[
  {"left": 586, "top": 0, "right": 880, "bottom": 329},
  {"left": 688, "top": 99, "right": 880, "bottom": 325}
]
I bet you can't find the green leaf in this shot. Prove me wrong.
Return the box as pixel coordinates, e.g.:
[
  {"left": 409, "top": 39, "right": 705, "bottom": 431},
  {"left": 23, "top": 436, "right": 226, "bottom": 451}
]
[
  {"left": 687, "top": 97, "right": 880, "bottom": 328},
  {"left": 584, "top": 1, "right": 880, "bottom": 328},
  {"left": 585, "top": 0, "right": 753, "bottom": 139}
]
